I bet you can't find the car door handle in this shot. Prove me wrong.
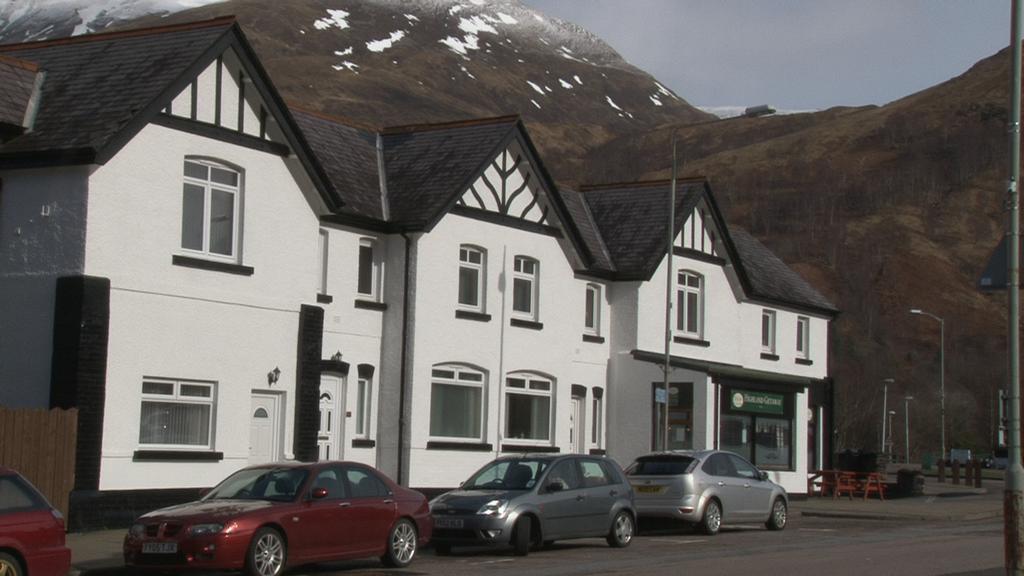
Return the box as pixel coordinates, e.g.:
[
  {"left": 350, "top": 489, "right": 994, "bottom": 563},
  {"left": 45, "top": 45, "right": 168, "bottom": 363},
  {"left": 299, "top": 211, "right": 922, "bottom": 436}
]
[
  {"left": 575, "top": 495, "right": 585, "bottom": 501},
  {"left": 384, "top": 499, "right": 395, "bottom": 504},
  {"left": 338, "top": 502, "right": 351, "bottom": 508},
  {"left": 609, "top": 490, "right": 618, "bottom": 497},
  {"left": 717, "top": 481, "right": 725, "bottom": 486}
]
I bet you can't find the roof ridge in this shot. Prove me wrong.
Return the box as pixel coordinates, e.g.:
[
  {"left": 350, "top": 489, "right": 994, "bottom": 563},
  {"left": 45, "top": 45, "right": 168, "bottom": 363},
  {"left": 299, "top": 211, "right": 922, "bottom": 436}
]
[
  {"left": 0, "top": 16, "right": 237, "bottom": 52},
  {"left": 579, "top": 176, "right": 707, "bottom": 192},
  {"left": 0, "top": 54, "right": 39, "bottom": 72},
  {"left": 381, "top": 114, "right": 521, "bottom": 135},
  {"left": 288, "top": 103, "right": 380, "bottom": 133}
]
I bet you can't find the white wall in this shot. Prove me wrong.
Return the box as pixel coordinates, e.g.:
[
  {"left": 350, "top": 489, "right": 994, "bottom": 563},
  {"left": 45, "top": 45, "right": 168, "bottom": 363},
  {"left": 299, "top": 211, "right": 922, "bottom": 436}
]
[
  {"left": 0, "top": 166, "right": 90, "bottom": 407},
  {"left": 84, "top": 122, "right": 324, "bottom": 489}
]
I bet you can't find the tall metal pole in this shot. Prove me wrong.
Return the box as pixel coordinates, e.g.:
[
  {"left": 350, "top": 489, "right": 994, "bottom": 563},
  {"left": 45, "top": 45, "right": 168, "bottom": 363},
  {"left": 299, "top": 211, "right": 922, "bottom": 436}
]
[
  {"left": 881, "top": 378, "right": 892, "bottom": 454},
  {"left": 904, "top": 396, "right": 913, "bottom": 464},
  {"left": 661, "top": 135, "right": 677, "bottom": 452},
  {"left": 940, "top": 317, "right": 946, "bottom": 460},
  {"left": 1006, "top": 0, "right": 1024, "bottom": 571}
]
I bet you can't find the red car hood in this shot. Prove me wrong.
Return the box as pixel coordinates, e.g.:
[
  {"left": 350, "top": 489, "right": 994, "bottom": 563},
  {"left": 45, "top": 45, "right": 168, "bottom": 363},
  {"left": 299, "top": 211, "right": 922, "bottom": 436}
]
[{"left": 137, "top": 499, "right": 280, "bottom": 524}]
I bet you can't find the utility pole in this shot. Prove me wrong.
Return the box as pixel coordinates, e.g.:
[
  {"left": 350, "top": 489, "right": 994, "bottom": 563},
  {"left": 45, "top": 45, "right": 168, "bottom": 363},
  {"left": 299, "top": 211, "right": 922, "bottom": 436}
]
[
  {"left": 661, "top": 134, "right": 678, "bottom": 452},
  {"left": 905, "top": 396, "right": 914, "bottom": 464},
  {"left": 881, "top": 378, "right": 893, "bottom": 455},
  {"left": 1006, "top": 0, "right": 1024, "bottom": 572}
]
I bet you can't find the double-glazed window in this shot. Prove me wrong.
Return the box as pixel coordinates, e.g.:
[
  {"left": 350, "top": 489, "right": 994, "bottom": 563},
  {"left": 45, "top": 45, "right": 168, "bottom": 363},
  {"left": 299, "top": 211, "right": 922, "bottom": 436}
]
[
  {"left": 139, "top": 379, "right": 215, "bottom": 449},
  {"left": 318, "top": 229, "right": 329, "bottom": 296},
  {"left": 357, "top": 238, "right": 380, "bottom": 300},
  {"left": 430, "top": 365, "right": 485, "bottom": 440},
  {"left": 585, "top": 283, "right": 601, "bottom": 335},
  {"left": 796, "top": 316, "right": 810, "bottom": 359},
  {"left": 676, "top": 271, "right": 703, "bottom": 337},
  {"left": 591, "top": 388, "right": 604, "bottom": 446},
  {"left": 181, "top": 159, "right": 241, "bottom": 260},
  {"left": 761, "top": 309, "right": 776, "bottom": 354},
  {"left": 458, "top": 245, "right": 486, "bottom": 311},
  {"left": 512, "top": 256, "right": 539, "bottom": 320},
  {"left": 505, "top": 372, "right": 553, "bottom": 442},
  {"left": 355, "top": 377, "right": 371, "bottom": 438}
]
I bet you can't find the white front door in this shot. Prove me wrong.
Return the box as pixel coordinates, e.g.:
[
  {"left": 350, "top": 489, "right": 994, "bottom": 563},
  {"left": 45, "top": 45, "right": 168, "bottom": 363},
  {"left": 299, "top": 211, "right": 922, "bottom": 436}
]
[
  {"left": 570, "top": 395, "right": 585, "bottom": 454},
  {"left": 318, "top": 376, "right": 344, "bottom": 461},
  {"left": 249, "top": 393, "right": 281, "bottom": 465}
]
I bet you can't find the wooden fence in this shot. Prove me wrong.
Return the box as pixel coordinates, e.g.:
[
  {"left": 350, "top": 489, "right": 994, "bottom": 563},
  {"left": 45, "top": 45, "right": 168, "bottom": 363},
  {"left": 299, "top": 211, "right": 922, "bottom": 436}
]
[{"left": 0, "top": 407, "right": 77, "bottom": 518}]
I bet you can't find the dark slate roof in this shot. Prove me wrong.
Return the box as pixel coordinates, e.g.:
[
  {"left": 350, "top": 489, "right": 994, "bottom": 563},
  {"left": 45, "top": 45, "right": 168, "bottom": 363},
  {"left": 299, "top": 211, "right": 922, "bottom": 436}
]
[
  {"left": 381, "top": 117, "right": 518, "bottom": 230},
  {"left": 559, "top": 187, "right": 615, "bottom": 274},
  {"left": 582, "top": 179, "right": 705, "bottom": 280},
  {"left": 0, "top": 55, "right": 37, "bottom": 130},
  {"left": 292, "top": 109, "right": 382, "bottom": 220},
  {"left": 729, "top": 227, "right": 837, "bottom": 314},
  {"left": 0, "top": 18, "right": 235, "bottom": 164}
]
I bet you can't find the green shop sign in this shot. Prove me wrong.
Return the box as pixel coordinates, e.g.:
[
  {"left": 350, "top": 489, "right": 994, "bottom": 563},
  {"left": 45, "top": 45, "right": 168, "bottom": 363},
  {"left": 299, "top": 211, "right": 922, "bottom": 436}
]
[{"left": 729, "top": 390, "right": 785, "bottom": 415}]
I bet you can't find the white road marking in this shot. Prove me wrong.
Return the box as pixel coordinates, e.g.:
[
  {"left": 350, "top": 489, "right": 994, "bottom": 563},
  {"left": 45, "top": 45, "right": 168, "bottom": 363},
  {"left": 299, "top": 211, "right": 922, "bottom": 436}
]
[
  {"left": 799, "top": 528, "right": 838, "bottom": 532},
  {"left": 648, "top": 538, "right": 707, "bottom": 544},
  {"left": 470, "top": 558, "right": 516, "bottom": 565}
]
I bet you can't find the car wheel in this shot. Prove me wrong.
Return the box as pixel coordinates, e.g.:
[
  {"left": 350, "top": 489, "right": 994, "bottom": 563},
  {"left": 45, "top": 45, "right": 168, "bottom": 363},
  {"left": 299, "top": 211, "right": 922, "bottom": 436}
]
[
  {"left": 381, "top": 518, "right": 418, "bottom": 568},
  {"left": 512, "top": 516, "right": 531, "bottom": 556},
  {"left": 766, "top": 497, "right": 787, "bottom": 531},
  {"left": 606, "top": 510, "right": 634, "bottom": 548},
  {"left": 700, "top": 499, "right": 722, "bottom": 536},
  {"left": 433, "top": 542, "right": 452, "bottom": 556},
  {"left": 0, "top": 552, "right": 23, "bottom": 576},
  {"left": 246, "top": 527, "right": 286, "bottom": 576}
]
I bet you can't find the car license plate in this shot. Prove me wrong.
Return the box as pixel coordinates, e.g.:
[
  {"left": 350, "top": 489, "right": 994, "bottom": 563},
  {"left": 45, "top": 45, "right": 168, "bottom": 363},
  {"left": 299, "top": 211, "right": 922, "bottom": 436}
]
[
  {"left": 636, "top": 485, "right": 663, "bottom": 494},
  {"left": 435, "top": 518, "right": 464, "bottom": 529},
  {"left": 142, "top": 542, "right": 178, "bottom": 554}
]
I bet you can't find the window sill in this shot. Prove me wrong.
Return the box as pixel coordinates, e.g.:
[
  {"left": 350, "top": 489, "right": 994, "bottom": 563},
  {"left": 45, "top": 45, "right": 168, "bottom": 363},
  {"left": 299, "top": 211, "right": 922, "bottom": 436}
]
[
  {"left": 354, "top": 299, "right": 388, "bottom": 311},
  {"left": 351, "top": 438, "right": 376, "bottom": 448},
  {"left": 501, "top": 444, "right": 560, "bottom": 453},
  {"left": 673, "top": 335, "right": 710, "bottom": 347},
  {"left": 316, "top": 293, "right": 333, "bottom": 304},
  {"left": 426, "top": 441, "right": 493, "bottom": 452},
  {"left": 133, "top": 450, "right": 224, "bottom": 462},
  {"left": 588, "top": 448, "right": 607, "bottom": 456},
  {"left": 455, "top": 310, "right": 492, "bottom": 322},
  {"left": 510, "top": 318, "right": 544, "bottom": 330},
  {"left": 761, "top": 353, "right": 780, "bottom": 361},
  {"left": 172, "top": 255, "right": 254, "bottom": 276},
  {"left": 796, "top": 358, "right": 814, "bottom": 366},
  {"left": 582, "top": 334, "right": 605, "bottom": 344}
]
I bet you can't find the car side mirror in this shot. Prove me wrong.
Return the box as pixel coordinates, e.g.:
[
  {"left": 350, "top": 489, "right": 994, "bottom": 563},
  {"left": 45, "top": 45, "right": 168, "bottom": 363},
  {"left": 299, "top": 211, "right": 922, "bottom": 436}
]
[
  {"left": 759, "top": 471, "right": 769, "bottom": 481},
  {"left": 311, "top": 487, "right": 329, "bottom": 500},
  {"left": 545, "top": 482, "right": 564, "bottom": 493}
]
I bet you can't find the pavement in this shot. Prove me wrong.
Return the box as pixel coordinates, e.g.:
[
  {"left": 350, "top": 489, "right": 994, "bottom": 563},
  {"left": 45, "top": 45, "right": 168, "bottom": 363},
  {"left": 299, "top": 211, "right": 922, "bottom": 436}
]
[{"left": 65, "top": 475, "right": 1006, "bottom": 575}]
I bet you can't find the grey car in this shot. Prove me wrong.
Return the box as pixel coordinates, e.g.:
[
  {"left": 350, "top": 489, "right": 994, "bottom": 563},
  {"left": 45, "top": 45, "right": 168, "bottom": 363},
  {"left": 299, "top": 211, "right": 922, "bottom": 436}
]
[
  {"left": 626, "top": 450, "right": 788, "bottom": 535},
  {"left": 429, "top": 454, "right": 636, "bottom": 555}
]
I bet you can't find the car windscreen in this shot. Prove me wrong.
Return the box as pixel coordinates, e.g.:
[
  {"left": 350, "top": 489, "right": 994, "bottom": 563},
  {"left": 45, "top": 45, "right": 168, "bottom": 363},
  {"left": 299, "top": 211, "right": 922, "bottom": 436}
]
[
  {"left": 204, "top": 468, "right": 309, "bottom": 502},
  {"left": 627, "top": 456, "right": 697, "bottom": 476},
  {"left": 462, "top": 459, "right": 550, "bottom": 490}
]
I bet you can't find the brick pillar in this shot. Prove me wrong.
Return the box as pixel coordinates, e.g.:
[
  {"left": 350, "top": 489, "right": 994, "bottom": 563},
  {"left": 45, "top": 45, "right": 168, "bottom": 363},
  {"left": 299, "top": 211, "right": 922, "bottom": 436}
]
[{"left": 293, "top": 305, "right": 323, "bottom": 462}]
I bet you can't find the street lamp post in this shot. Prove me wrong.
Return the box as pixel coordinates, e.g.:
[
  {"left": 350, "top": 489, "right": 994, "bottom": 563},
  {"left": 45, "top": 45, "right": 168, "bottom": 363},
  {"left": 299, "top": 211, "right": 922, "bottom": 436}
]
[
  {"left": 881, "top": 378, "right": 894, "bottom": 456},
  {"left": 909, "top": 308, "right": 946, "bottom": 459},
  {"left": 887, "top": 410, "right": 896, "bottom": 459},
  {"left": 905, "top": 396, "right": 914, "bottom": 464}
]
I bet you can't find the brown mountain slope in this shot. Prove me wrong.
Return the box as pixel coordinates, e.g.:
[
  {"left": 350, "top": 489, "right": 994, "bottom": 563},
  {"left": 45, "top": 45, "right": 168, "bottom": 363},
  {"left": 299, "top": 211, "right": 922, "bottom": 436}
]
[{"left": 583, "top": 47, "right": 1012, "bottom": 453}]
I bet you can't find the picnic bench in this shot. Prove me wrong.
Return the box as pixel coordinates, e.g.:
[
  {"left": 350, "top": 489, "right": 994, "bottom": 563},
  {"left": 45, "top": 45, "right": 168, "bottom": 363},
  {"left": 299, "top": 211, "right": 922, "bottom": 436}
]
[{"left": 807, "top": 469, "right": 886, "bottom": 500}]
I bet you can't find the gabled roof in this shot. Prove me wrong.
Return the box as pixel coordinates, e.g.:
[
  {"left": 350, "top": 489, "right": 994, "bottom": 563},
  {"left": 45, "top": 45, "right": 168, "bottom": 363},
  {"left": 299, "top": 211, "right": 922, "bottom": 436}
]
[
  {"left": 581, "top": 179, "right": 706, "bottom": 280},
  {"left": 0, "top": 17, "right": 338, "bottom": 208},
  {"left": 559, "top": 187, "right": 616, "bottom": 275},
  {"left": 729, "top": 227, "right": 837, "bottom": 314}
]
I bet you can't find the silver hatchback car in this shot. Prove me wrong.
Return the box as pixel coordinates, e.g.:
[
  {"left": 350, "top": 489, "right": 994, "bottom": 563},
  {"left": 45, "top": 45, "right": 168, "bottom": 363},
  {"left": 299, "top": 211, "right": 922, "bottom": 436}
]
[
  {"left": 626, "top": 450, "right": 787, "bottom": 535},
  {"left": 429, "top": 454, "right": 636, "bottom": 555}
]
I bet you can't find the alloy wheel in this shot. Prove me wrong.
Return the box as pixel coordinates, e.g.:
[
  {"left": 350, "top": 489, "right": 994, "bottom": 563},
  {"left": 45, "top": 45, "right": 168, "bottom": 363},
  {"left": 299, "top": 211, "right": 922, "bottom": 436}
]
[
  {"left": 253, "top": 531, "right": 284, "bottom": 576},
  {"left": 614, "top": 512, "right": 634, "bottom": 545},
  {"left": 391, "top": 521, "right": 417, "bottom": 565}
]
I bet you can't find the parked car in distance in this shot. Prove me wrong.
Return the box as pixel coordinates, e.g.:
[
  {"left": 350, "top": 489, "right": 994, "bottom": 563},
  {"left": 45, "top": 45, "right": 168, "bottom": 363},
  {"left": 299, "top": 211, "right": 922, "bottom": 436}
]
[
  {"left": 626, "top": 450, "right": 788, "bottom": 535},
  {"left": 123, "top": 461, "right": 431, "bottom": 576},
  {"left": 429, "top": 454, "right": 635, "bottom": 556},
  {"left": 0, "top": 466, "right": 72, "bottom": 576}
]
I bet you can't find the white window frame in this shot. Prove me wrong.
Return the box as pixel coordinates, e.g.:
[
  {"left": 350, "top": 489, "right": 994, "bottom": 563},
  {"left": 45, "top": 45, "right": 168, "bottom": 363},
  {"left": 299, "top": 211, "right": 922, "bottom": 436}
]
[
  {"left": 180, "top": 158, "right": 243, "bottom": 262},
  {"left": 458, "top": 245, "right": 486, "bottom": 312},
  {"left": 504, "top": 372, "right": 554, "bottom": 445},
  {"left": 591, "top": 389, "right": 604, "bottom": 447},
  {"left": 355, "top": 377, "right": 372, "bottom": 438},
  {"left": 797, "top": 316, "right": 811, "bottom": 359},
  {"left": 138, "top": 378, "right": 216, "bottom": 450},
  {"left": 762, "top": 309, "right": 777, "bottom": 354},
  {"left": 429, "top": 364, "right": 487, "bottom": 442},
  {"left": 357, "top": 237, "right": 381, "bottom": 301},
  {"left": 512, "top": 256, "right": 539, "bottom": 320},
  {"left": 585, "top": 283, "right": 601, "bottom": 335},
  {"left": 676, "top": 271, "right": 704, "bottom": 338},
  {"left": 318, "top": 229, "right": 329, "bottom": 296}
]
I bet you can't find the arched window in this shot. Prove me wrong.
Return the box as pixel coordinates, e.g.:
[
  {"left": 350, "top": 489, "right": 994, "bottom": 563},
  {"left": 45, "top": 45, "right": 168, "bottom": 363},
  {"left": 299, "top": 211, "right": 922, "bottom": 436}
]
[
  {"left": 505, "top": 371, "right": 554, "bottom": 443},
  {"left": 676, "top": 270, "right": 704, "bottom": 337},
  {"left": 458, "top": 245, "right": 486, "bottom": 312},
  {"left": 181, "top": 158, "right": 243, "bottom": 260},
  {"left": 430, "top": 364, "right": 486, "bottom": 440}
]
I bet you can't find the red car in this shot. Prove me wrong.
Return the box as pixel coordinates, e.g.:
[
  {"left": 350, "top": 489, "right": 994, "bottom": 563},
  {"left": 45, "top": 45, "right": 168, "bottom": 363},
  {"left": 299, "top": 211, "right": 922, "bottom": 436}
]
[
  {"left": 123, "top": 461, "right": 431, "bottom": 575},
  {"left": 0, "top": 467, "right": 72, "bottom": 576}
]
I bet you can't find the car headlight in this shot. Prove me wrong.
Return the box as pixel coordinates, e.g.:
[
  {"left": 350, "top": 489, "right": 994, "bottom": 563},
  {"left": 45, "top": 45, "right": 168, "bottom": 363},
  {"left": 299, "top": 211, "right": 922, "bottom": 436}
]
[
  {"left": 476, "top": 499, "right": 509, "bottom": 517},
  {"left": 187, "top": 523, "right": 225, "bottom": 537},
  {"left": 128, "top": 523, "right": 145, "bottom": 538}
]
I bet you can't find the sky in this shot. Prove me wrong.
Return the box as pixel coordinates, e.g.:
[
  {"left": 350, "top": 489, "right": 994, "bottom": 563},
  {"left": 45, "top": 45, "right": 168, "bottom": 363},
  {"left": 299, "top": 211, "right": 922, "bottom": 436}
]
[{"left": 521, "top": 0, "right": 1008, "bottom": 114}]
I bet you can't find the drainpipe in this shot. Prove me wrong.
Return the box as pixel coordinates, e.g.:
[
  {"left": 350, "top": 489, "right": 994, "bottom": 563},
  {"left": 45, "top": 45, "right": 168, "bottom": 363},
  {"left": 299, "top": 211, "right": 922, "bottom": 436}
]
[{"left": 397, "top": 232, "right": 412, "bottom": 485}]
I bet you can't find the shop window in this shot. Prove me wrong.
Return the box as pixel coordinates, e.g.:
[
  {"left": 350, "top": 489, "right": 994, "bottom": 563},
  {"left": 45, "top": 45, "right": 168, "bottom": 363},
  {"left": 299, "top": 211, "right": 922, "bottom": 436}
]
[{"left": 720, "top": 388, "right": 793, "bottom": 471}]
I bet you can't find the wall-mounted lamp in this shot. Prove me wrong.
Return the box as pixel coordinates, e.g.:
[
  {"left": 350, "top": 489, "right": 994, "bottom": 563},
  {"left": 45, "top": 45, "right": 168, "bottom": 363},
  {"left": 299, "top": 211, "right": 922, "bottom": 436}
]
[
  {"left": 267, "top": 366, "right": 281, "bottom": 386},
  {"left": 331, "top": 351, "right": 344, "bottom": 362}
]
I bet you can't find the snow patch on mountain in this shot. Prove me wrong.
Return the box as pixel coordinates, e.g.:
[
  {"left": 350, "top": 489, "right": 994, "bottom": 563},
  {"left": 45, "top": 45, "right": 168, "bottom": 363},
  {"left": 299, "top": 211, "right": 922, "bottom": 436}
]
[
  {"left": 314, "top": 8, "right": 349, "bottom": 31},
  {"left": 366, "top": 30, "right": 405, "bottom": 53},
  {"left": 0, "top": 0, "right": 226, "bottom": 42}
]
